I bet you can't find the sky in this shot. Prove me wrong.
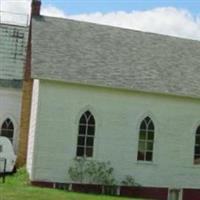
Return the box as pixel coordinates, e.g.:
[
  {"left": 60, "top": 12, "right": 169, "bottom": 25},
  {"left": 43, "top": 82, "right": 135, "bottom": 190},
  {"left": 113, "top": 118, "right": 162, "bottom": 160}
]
[
  {"left": 0, "top": 0, "right": 200, "bottom": 40},
  {"left": 42, "top": 0, "right": 200, "bottom": 15}
]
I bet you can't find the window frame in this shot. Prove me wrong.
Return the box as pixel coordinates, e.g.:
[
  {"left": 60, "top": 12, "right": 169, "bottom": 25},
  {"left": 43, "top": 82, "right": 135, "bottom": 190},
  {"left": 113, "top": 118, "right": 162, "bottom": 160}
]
[
  {"left": 76, "top": 111, "right": 95, "bottom": 158},
  {"left": 137, "top": 116, "right": 155, "bottom": 162},
  {"left": 0, "top": 118, "right": 14, "bottom": 144},
  {"left": 194, "top": 125, "right": 200, "bottom": 164}
]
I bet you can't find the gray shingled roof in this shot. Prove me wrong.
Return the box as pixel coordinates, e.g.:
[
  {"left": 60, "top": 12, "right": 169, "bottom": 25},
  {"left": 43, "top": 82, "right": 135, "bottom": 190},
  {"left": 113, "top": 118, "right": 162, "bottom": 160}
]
[
  {"left": 0, "top": 23, "right": 29, "bottom": 80},
  {"left": 32, "top": 16, "right": 200, "bottom": 98}
]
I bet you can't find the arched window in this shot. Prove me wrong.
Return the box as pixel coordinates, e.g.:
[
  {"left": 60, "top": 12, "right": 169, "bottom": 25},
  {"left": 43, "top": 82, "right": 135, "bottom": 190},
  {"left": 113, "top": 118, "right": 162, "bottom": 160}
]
[
  {"left": 137, "top": 116, "right": 154, "bottom": 161},
  {"left": 1, "top": 118, "right": 14, "bottom": 143},
  {"left": 76, "top": 111, "right": 95, "bottom": 157},
  {"left": 194, "top": 125, "right": 200, "bottom": 164}
]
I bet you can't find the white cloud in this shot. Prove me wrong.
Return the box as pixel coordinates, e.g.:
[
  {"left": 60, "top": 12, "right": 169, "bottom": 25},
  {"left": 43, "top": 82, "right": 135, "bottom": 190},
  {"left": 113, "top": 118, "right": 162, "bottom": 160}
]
[
  {"left": 41, "top": 6, "right": 200, "bottom": 41},
  {"left": 41, "top": 5, "right": 66, "bottom": 18}
]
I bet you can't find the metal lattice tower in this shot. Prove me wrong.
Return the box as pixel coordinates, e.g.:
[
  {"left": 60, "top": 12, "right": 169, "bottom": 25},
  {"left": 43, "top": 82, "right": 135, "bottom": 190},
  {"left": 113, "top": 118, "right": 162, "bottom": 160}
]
[
  {"left": 0, "top": 23, "right": 29, "bottom": 80},
  {"left": 0, "top": 0, "right": 30, "bottom": 26}
]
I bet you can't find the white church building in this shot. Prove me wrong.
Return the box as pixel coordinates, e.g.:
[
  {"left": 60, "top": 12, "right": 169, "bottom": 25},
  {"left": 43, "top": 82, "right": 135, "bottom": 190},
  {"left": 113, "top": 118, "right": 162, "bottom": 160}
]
[{"left": 1, "top": 1, "right": 200, "bottom": 200}]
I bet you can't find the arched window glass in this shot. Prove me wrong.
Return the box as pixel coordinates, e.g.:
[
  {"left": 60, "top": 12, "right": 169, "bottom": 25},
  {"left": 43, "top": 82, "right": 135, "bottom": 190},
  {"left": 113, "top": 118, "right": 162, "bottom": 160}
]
[
  {"left": 194, "top": 126, "right": 200, "bottom": 164},
  {"left": 137, "top": 116, "right": 154, "bottom": 161},
  {"left": 1, "top": 118, "right": 14, "bottom": 143},
  {"left": 76, "top": 111, "right": 95, "bottom": 157}
]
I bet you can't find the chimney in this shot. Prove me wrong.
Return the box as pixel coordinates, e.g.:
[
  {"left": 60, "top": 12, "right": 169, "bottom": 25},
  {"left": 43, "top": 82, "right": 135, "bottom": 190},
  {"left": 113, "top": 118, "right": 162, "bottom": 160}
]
[{"left": 31, "top": 0, "right": 41, "bottom": 16}]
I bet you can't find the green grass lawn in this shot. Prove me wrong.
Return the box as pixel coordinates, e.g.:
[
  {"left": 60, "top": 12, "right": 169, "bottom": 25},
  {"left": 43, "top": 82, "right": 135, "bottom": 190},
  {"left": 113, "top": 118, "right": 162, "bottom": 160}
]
[{"left": 0, "top": 168, "right": 148, "bottom": 200}]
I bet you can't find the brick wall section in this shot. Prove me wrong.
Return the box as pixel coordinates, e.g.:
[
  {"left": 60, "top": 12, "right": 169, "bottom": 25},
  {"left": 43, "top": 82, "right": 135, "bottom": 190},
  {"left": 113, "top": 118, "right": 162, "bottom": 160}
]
[
  {"left": 120, "top": 186, "right": 168, "bottom": 200},
  {"left": 16, "top": 21, "right": 33, "bottom": 167},
  {"left": 183, "top": 189, "right": 200, "bottom": 200},
  {"left": 31, "top": 181, "right": 169, "bottom": 199},
  {"left": 17, "top": 79, "right": 33, "bottom": 166}
]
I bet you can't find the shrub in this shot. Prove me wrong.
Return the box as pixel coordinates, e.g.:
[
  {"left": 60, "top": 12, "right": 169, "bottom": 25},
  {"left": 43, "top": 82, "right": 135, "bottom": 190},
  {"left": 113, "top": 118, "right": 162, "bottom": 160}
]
[
  {"left": 85, "top": 160, "right": 115, "bottom": 185},
  {"left": 68, "top": 158, "right": 86, "bottom": 183},
  {"left": 68, "top": 158, "right": 116, "bottom": 185},
  {"left": 121, "top": 175, "right": 140, "bottom": 187}
]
